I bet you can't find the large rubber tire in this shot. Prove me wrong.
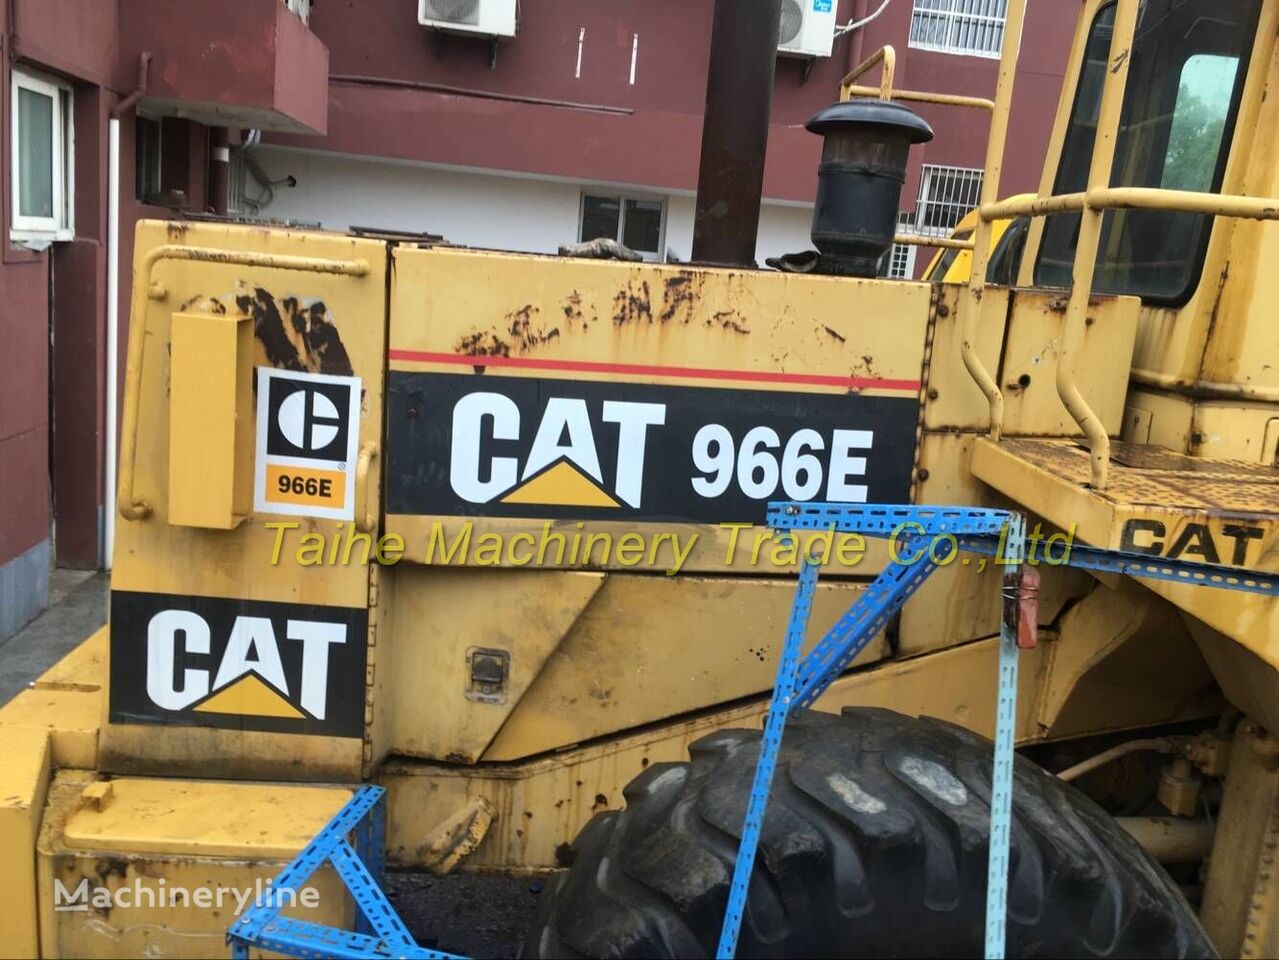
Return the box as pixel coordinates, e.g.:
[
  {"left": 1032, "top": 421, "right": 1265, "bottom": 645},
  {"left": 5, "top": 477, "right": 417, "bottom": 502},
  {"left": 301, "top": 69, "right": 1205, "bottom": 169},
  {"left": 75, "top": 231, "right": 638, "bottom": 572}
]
[{"left": 524, "top": 708, "right": 1215, "bottom": 959}]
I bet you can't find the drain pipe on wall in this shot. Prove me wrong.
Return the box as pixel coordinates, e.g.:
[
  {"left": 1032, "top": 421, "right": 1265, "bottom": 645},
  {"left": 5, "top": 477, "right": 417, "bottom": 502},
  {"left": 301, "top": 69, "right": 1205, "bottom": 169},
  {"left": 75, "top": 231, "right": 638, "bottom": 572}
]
[{"left": 104, "top": 52, "right": 151, "bottom": 570}]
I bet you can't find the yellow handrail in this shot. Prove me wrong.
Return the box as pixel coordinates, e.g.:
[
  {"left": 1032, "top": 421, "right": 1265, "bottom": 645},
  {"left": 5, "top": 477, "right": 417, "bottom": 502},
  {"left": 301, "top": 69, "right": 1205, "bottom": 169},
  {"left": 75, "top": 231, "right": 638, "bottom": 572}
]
[
  {"left": 966, "top": 4, "right": 1279, "bottom": 489},
  {"left": 1050, "top": 0, "right": 1139, "bottom": 492},
  {"left": 980, "top": 192, "right": 1088, "bottom": 220},
  {"left": 844, "top": 85, "right": 995, "bottom": 112},
  {"left": 841, "top": 45, "right": 897, "bottom": 100},
  {"left": 895, "top": 233, "right": 976, "bottom": 251},
  {"left": 980, "top": 187, "right": 1279, "bottom": 223},
  {"left": 117, "top": 245, "right": 370, "bottom": 522},
  {"left": 957, "top": 0, "right": 1029, "bottom": 443},
  {"left": 1089, "top": 187, "right": 1279, "bottom": 219},
  {"left": 880, "top": 0, "right": 1279, "bottom": 490}
]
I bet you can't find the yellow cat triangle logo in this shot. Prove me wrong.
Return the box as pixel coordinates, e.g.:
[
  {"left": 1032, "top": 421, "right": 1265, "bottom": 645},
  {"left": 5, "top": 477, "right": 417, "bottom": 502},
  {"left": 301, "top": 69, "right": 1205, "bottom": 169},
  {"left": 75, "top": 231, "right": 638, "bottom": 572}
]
[
  {"left": 501, "top": 460, "right": 620, "bottom": 508},
  {"left": 193, "top": 674, "right": 306, "bottom": 719}
]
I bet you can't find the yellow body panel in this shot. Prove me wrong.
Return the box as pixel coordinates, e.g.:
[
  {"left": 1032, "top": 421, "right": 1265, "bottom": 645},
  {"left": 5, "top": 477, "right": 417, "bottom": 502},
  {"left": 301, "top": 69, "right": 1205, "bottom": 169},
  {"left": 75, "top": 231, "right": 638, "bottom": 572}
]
[
  {"left": 104, "top": 221, "right": 389, "bottom": 782},
  {"left": 167, "top": 311, "right": 254, "bottom": 529},
  {"left": 386, "top": 246, "right": 930, "bottom": 575},
  {"left": 61, "top": 778, "right": 352, "bottom": 859},
  {"left": 0, "top": 727, "right": 50, "bottom": 959},
  {"left": 37, "top": 772, "right": 352, "bottom": 958},
  {"left": 381, "top": 634, "right": 1053, "bottom": 871},
  {"left": 0, "top": 677, "right": 100, "bottom": 770}
]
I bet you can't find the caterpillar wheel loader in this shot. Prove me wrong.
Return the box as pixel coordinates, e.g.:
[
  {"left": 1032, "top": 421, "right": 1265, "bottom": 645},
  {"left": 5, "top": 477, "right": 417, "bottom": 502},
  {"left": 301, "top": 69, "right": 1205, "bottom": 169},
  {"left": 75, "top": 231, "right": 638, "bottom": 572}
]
[{"left": 6, "top": 0, "right": 1279, "bottom": 956}]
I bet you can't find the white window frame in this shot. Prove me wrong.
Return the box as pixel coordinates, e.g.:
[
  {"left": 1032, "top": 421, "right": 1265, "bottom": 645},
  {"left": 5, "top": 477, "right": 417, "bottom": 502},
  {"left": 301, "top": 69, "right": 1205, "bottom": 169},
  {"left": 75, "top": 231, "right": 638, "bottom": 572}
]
[
  {"left": 912, "top": 163, "right": 985, "bottom": 238},
  {"left": 10, "top": 67, "right": 74, "bottom": 242},
  {"left": 578, "top": 191, "right": 668, "bottom": 262},
  {"left": 909, "top": 0, "right": 1008, "bottom": 60},
  {"left": 884, "top": 211, "right": 919, "bottom": 279}
]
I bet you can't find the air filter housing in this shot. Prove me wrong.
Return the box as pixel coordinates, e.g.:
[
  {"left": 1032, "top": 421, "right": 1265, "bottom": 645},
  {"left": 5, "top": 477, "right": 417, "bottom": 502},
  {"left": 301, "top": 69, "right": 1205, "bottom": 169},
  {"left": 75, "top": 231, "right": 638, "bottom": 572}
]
[{"left": 805, "top": 99, "right": 935, "bottom": 277}]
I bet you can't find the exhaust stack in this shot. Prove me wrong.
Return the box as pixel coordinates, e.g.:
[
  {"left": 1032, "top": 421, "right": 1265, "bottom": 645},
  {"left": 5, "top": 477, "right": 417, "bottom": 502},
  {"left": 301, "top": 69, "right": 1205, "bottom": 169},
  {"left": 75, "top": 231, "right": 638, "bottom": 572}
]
[{"left": 690, "top": 0, "right": 783, "bottom": 267}]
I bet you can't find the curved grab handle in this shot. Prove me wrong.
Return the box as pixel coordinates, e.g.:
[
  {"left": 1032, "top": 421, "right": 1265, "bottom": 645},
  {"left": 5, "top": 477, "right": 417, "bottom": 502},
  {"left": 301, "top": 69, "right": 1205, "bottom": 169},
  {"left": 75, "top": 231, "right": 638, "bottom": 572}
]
[
  {"left": 117, "top": 244, "right": 369, "bottom": 522},
  {"left": 355, "top": 442, "right": 380, "bottom": 534}
]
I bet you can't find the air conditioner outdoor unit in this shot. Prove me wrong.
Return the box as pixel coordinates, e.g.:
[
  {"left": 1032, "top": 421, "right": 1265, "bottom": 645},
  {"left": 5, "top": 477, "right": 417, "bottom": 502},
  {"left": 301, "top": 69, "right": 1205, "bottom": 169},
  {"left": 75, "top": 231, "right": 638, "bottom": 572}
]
[
  {"left": 778, "top": 0, "right": 838, "bottom": 58},
  {"left": 418, "top": 0, "right": 517, "bottom": 38}
]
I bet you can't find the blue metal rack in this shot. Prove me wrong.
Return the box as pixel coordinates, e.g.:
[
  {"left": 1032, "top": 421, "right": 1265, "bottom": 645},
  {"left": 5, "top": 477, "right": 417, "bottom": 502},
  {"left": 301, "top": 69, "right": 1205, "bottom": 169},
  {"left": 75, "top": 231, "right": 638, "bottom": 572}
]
[
  {"left": 229, "top": 502, "right": 1279, "bottom": 960},
  {"left": 227, "top": 785, "right": 461, "bottom": 960}
]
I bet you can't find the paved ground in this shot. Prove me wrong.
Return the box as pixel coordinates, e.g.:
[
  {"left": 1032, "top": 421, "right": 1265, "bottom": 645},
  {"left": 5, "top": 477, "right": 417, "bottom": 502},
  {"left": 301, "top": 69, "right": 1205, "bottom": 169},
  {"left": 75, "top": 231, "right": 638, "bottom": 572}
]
[
  {"left": 387, "top": 872, "right": 546, "bottom": 958},
  {"left": 0, "top": 569, "right": 107, "bottom": 705}
]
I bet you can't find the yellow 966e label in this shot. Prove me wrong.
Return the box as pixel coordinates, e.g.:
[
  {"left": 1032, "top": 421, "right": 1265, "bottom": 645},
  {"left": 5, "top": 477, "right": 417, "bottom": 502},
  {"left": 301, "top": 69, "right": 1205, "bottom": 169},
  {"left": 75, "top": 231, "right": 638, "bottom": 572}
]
[{"left": 265, "top": 464, "right": 347, "bottom": 509}]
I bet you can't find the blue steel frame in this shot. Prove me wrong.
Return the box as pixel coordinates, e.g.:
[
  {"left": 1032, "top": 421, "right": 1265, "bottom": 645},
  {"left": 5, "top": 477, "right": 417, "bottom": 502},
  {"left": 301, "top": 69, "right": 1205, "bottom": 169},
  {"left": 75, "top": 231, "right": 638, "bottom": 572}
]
[
  {"left": 229, "top": 503, "right": 1279, "bottom": 960},
  {"left": 227, "top": 785, "right": 461, "bottom": 960},
  {"left": 715, "top": 502, "right": 1279, "bottom": 960}
]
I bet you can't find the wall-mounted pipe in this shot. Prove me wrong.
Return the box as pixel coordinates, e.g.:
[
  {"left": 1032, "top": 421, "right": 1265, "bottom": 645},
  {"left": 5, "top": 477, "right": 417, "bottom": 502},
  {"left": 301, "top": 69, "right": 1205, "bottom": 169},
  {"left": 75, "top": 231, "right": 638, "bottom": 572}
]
[
  {"left": 104, "top": 52, "right": 151, "bottom": 570},
  {"left": 209, "top": 128, "right": 230, "bottom": 216}
]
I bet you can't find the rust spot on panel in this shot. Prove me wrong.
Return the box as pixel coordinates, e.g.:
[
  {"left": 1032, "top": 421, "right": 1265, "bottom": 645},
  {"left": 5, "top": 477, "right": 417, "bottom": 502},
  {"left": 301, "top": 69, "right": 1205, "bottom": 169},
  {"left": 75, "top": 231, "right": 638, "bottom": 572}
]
[
  {"left": 455, "top": 304, "right": 561, "bottom": 365},
  {"left": 658, "top": 271, "right": 702, "bottom": 323},
  {"left": 562, "top": 290, "right": 587, "bottom": 326},
  {"left": 707, "top": 310, "right": 750, "bottom": 335},
  {"left": 95, "top": 857, "right": 129, "bottom": 881},
  {"left": 444, "top": 751, "right": 475, "bottom": 764},
  {"left": 165, "top": 221, "right": 189, "bottom": 240},
  {"left": 231, "top": 284, "right": 355, "bottom": 377},
  {"left": 455, "top": 330, "right": 511, "bottom": 358},
  {"left": 285, "top": 296, "right": 355, "bottom": 375},
  {"left": 823, "top": 325, "right": 847, "bottom": 343},
  {"left": 506, "top": 304, "right": 560, "bottom": 351},
  {"left": 1201, "top": 263, "right": 1231, "bottom": 365},
  {"left": 612, "top": 279, "right": 653, "bottom": 325},
  {"left": 178, "top": 293, "right": 228, "bottom": 315}
]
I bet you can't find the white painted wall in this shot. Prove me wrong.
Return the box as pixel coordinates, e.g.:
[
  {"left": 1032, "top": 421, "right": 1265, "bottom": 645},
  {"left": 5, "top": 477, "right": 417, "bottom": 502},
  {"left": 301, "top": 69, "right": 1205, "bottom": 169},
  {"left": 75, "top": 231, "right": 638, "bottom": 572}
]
[{"left": 254, "top": 147, "right": 815, "bottom": 265}]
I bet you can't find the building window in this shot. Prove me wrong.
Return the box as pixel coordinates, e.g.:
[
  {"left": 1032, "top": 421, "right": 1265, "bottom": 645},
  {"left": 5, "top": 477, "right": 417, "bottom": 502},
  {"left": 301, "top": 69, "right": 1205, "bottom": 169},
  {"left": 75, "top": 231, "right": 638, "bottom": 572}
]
[
  {"left": 909, "top": 0, "right": 1007, "bottom": 59},
  {"left": 912, "top": 164, "right": 984, "bottom": 237},
  {"left": 135, "top": 115, "right": 162, "bottom": 201},
  {"left": 10, "top": 68, "right": 73, "bottom": 241},
  {"left": 882, "top": 211, "right": 919, "bottom": 279},
  {"left": 579, "top": 193, "right": 666, "bottom": 261}
]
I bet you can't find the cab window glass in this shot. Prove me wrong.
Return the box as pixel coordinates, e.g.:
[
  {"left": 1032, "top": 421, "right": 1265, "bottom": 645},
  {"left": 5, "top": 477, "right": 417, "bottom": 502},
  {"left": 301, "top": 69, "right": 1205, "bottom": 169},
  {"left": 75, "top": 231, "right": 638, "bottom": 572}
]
[
  {"left": 1162, "top": 55, "right": 1239, "bottom": 192},
  {"left": 1035, "top": 0, "right": 1260, "bottom": 304}
]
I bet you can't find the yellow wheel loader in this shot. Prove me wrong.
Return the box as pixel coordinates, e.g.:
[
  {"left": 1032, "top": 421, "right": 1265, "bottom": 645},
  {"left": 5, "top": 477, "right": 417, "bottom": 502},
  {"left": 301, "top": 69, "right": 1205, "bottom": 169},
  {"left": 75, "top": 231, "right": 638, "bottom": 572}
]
[{"left": 6, "top": 0, "right": 1279, "bottom": 956}]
